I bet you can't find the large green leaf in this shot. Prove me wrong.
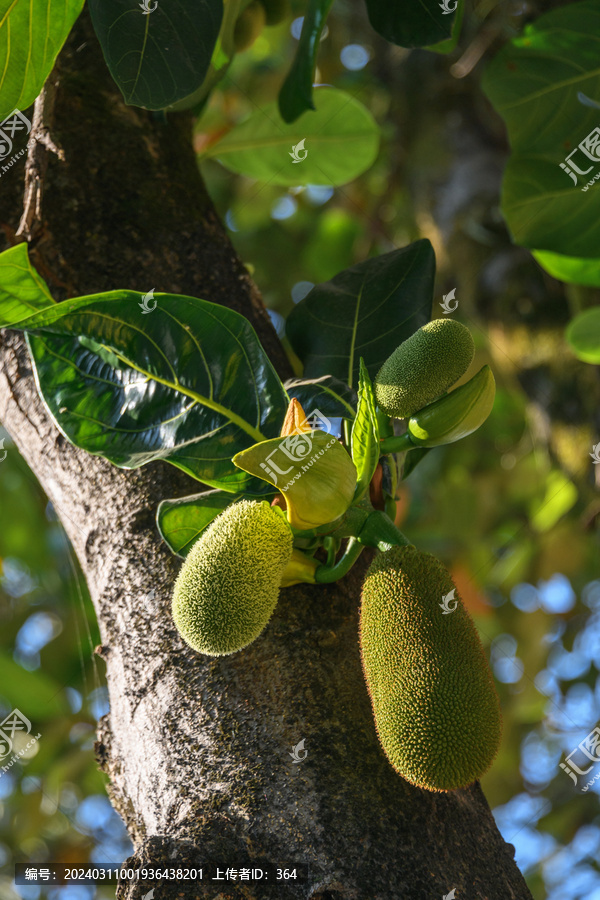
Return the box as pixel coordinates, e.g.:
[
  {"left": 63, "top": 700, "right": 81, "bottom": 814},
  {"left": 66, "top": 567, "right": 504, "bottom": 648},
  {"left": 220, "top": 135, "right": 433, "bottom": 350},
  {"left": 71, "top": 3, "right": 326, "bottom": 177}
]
[
  {"left": 278, "top": 0, "right": 334, "bottom": 124},
  {"left": 286, "top": 240, "right": 434, "bottom": 387},
  {"left": 566, "top": 307, "right": 600, "bottom": 363},
  {"left": 0, "top": 243, "right": 54, "bottom": 326},
  {"left": 0, "top": 0, "right": 84, "bottom": 121},
  {"left": 0, "top": 277, "right": 289, "bottom": 490},
  {"left": 351, "top": 359, "right": 379, "bottom": 501},
  {"left": 284, "top": 375, "right": 357, "bottom": 420},
  {"left": 533, "top": 250, "right": 600, "bottom": 287},
  {"left": 364, "top": 0, "right": 454, "bottom": 48},
  {"left": 158, "top": 489, "right": 245, "bottom": 557},
  {"left": 88, "top": 0, "right": 223, "bottom": 110},
  {"left": 482, "top": 1, "right": 600, "bottom": 257},
  {"left": 426, "top": 0, "right": 464, "bottom": 55},
  {"left": 203, "top": 87, "right": 380, "bottom": 187}
]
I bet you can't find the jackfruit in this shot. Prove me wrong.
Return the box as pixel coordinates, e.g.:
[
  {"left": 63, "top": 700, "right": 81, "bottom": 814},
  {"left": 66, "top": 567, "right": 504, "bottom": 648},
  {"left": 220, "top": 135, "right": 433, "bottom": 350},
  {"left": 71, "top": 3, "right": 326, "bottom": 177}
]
[
  {"left": 359, "top": 546, "right": 501, "bottom": 791},
  {"left": 172, "top": 500, "right": 292, "bottom": 656},
  {"left": 374, "top": 320, "right": 475, "bottom": 419},
  {"left": 233, "top": 0, "right": 267, "bottom": 51}
]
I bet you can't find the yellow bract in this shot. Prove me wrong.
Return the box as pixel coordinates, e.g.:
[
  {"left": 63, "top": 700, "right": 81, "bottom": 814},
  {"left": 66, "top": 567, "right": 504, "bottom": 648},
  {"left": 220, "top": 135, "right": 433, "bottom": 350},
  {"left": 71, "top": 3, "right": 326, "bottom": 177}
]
[{"left": 233, "top": 429, "right": 357, "bottom": 530}]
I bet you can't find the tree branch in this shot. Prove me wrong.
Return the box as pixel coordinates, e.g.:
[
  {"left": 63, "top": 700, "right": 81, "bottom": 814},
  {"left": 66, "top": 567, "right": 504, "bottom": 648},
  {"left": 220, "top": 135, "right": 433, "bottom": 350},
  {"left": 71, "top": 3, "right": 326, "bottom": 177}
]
[{"left": 0, "top": 11, "right": 533, "bottom": 899}]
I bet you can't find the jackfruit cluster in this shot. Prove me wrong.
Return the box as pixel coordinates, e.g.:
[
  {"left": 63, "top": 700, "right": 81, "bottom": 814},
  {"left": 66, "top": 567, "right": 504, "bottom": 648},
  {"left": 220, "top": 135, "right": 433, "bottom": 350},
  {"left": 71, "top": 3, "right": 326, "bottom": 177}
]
[
  {"left": 172, "top": 500, "right": 292, "bottom": 656},
  {"left": 374, "top": 319, "right": 475, "bottom": 419},
  {"left": 359, "top": 545, "right": 501, "bottom": 791}
]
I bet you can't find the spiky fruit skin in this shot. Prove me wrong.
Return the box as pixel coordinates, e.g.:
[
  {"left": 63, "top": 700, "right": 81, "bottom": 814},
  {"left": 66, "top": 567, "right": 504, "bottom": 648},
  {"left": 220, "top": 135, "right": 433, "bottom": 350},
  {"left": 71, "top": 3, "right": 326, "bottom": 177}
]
[
  {"left": 359, "top": 546, "right": 501, "bottom": 791},
  {"left": 374, "top": 319, "right": 475, "bottom": 419},
  {"left": 172, "top": 500, "right": 292, "bottom": 656}
]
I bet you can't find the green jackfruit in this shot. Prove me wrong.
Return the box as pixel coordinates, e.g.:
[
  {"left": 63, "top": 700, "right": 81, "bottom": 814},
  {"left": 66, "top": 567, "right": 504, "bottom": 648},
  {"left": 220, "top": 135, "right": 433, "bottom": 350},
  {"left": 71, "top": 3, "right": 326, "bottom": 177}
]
[
  {"left": 172, "top": 500, "right": 292, "bottom": 656},
  {"left": 374, "top": 319, "right": 475, "bottom": 419},
  {"left": 359, "top": 546, "right": 501, "bottom": 791}
]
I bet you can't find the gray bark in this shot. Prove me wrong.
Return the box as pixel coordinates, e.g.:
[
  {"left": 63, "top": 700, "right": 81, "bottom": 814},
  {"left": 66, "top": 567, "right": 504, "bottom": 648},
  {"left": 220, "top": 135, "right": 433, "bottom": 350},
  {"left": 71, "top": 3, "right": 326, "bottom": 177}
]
[{"left": 0, "top": 12, "right": 534, "bottom": 900}]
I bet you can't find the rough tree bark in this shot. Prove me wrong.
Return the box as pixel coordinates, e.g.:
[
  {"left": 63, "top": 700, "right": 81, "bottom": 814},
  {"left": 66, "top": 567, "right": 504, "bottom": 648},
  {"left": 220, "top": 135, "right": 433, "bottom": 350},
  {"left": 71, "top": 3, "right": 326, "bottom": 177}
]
[{"left": 0, "top": 12, "right": 534, "bottom": 900}]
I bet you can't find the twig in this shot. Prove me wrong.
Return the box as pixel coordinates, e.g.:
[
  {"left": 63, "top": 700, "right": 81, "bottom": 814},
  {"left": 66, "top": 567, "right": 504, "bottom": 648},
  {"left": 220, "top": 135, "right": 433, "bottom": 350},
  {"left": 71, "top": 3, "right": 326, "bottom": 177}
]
[{"left": 15, "top": 76, "right": 65, "bottom": 243}]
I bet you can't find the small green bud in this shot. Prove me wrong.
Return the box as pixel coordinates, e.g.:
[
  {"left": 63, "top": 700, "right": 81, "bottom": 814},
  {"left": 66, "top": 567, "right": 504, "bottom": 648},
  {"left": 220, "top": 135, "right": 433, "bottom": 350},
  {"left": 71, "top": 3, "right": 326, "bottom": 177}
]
[
  {"left": 374, "top": 320, "right": 475, "bottom": 419},
  {"left": 172, "top": 500, "right": 292, "bottom": 656},
  {"left": 407, "top": 365, "right": 495, "bottom": 447}
]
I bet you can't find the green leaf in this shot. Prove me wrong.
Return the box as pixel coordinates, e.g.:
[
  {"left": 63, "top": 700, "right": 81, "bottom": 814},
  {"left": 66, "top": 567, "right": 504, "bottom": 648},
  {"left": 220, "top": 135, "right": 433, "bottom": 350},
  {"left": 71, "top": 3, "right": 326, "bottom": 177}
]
[
  {"left": 203, "top": 86, "right": 380, "bottom": 187},
  {"left": 530, "top": 470, "right": 577, "bottom": 533},
  {"left": 364, "top": 0, "right": 454, "bottom": 48},
  {"left": 0, "top": 244, "right": 54, "bottom": 327},
  {"left": 0, "top": 652, "right": 69, "bottom": 719},
  {"left": 284, "top": 375, "right": 357, "bottom": 420},
  {"left": 0, "top": 0, "right": 84, "bottom": 121},
  {"left": 351, "top": 359, "right": 380, "bottom": 501},
  {"left": 233, "top": 429, "right": 356, "bottom": 529},
  {"left": 533, "top": 250, "right": 600, "bottom": 287},
  {"left": 401, "top": 446, "right": 431, "bottom": 479},
  {"left": 566, "top": 307, "right": 600, "bottom": 363},
  {"left": 286, "top": 240, "right": 435, "bottom": 387},
  {"left": 426, "top": 0, "right": 464, "bottom": 54},
  {"left": 158, "top": 489, "right": 250, "bottom": 557},
  {"left": 0, "top": 275, "right": 289, "bottom": 490},
  {"left": 278, "top": 0, "right": 334, "bottom": 123},
  {"left": 88, "top": 0, "right": 223, "bottom": 110},
  {"left": 482, "top": 1, "right": 600, "bottom": 257}
]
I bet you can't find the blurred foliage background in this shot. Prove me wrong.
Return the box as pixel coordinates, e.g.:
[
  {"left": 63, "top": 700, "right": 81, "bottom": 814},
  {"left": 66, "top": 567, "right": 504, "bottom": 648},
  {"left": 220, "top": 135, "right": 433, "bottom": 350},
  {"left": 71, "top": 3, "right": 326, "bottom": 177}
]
[{"left": 1, "top": 0, "right": 600, "bottom": 897}]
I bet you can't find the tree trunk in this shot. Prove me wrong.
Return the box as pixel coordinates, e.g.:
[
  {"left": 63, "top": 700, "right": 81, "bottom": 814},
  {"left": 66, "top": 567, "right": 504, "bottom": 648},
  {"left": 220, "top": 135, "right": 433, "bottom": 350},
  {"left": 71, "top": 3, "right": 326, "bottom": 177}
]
[{"left": 0, "top": 12, "right": 534, "bottom": 899}]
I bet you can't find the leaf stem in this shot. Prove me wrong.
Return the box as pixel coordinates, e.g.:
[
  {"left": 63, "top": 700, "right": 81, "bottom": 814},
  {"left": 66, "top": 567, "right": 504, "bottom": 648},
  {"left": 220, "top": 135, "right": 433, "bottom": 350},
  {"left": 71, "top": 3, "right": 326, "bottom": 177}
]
[
  {"left": 379, "top": 433, "right": 414, "bottom": 454},
  {"left": 314, "top": 537, "right": 364, "bottom": 583}
]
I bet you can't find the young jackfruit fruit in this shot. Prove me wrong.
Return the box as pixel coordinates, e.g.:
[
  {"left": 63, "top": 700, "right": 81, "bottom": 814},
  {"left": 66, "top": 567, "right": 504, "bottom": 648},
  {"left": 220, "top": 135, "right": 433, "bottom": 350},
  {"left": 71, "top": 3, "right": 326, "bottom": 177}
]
[
  {"left": 172, "top": 500, "right": 292, "bottom": 656},
  {"left": 374, "top": 319, "right": 475, "bottom": 419},
  {"left": 359, "top": 546, "right": 501, "bottom": 791}
]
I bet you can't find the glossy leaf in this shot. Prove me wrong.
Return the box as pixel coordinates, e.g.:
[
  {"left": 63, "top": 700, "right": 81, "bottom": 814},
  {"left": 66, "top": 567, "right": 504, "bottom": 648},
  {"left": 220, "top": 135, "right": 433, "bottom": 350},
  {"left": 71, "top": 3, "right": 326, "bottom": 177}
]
[
  {"left": 0, "top": 244, "right": 54, "bottom": 327},
  {"left": 533, "top": 250, "right": 600, "bottom": 287},
  {"left": 158, "top": 489, "right": 246, "bottom": 557},
  {"left": 278, "top": 0, "right": 334, "bottom": 123},
  {"left": 0, "top": 282, "right": 289, "bottom": 490},
  {"left": 203, "top": 87, "right": 379, "bottom": 187},
  {"left": 285, "top": 375, "right": 357, "bottom": 420},
  {"left": 233, "top": 429, "right": 356, "bottom": 529},
  {"left": 89, "top": 0, "right": 223, "bottom": 110},
  {"left": 426, "top": 0, "right": 464, "bottom": 55},
  {"left": 364, "top": 0, "right": 454, "bottom": 48},
  {"left": 482, "top": 1, "right": 600, "bottom": 257},
  {"left": 351, "top": 360, "right": 379, "bottom": 501},
  {"left": 566, "top": 308, "right": 600, "bottom": 363},
  {"left": 0, "top": 0, "right": 84, "bottom": 121},
  {"left": 286, "top": 240, "right": 434, "bottom": 387}
]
